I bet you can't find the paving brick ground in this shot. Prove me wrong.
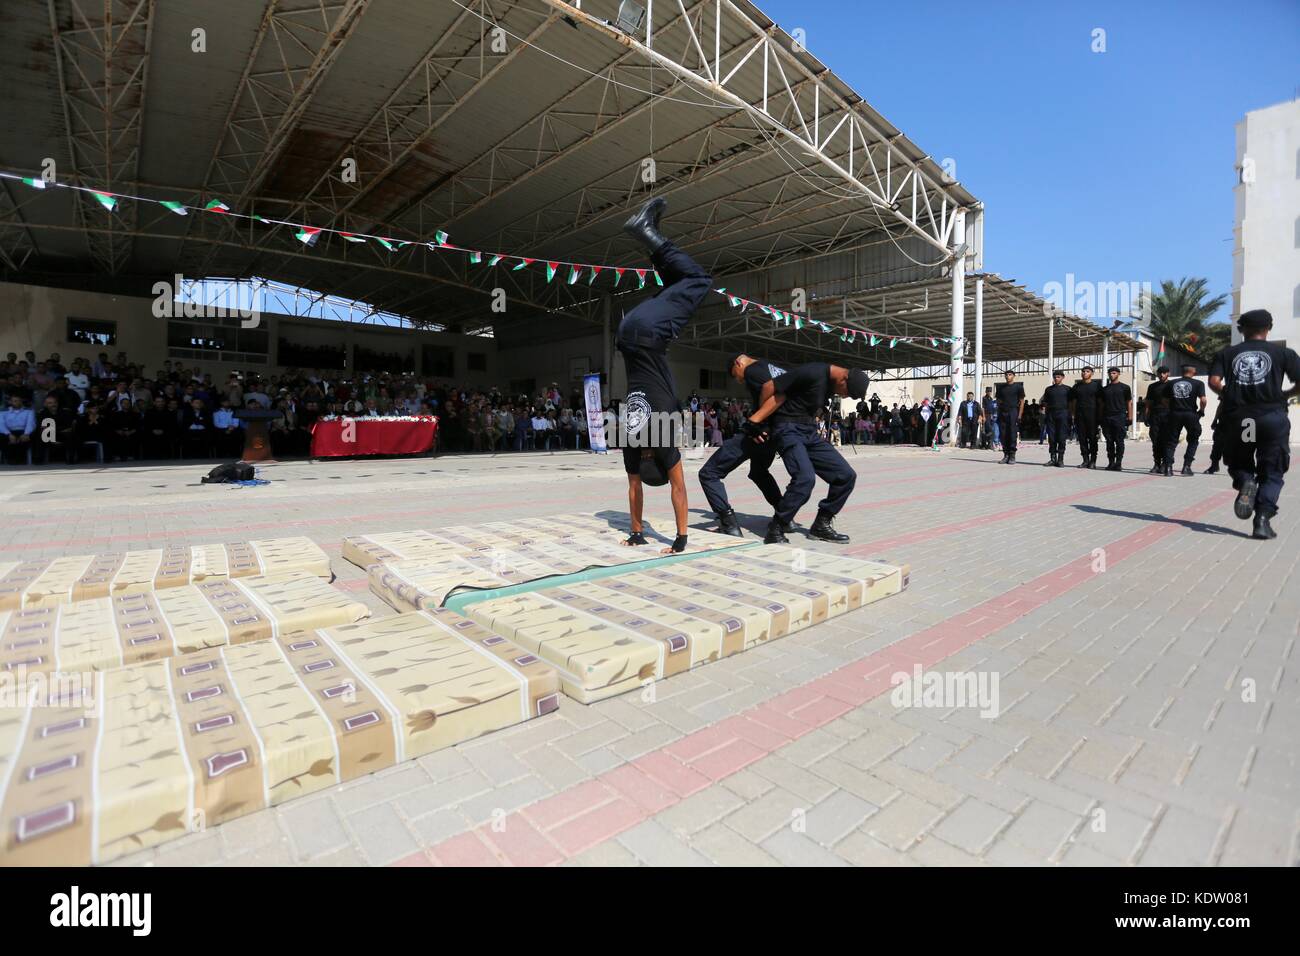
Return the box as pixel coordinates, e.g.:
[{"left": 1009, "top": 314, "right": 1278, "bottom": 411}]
[{"left": 3, "top": 436, "right": 1296, "bottom": 867}]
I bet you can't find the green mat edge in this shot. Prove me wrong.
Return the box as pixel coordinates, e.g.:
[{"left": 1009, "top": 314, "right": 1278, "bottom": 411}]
[{"left": 442, "top": 541, "right": 760, "bottom": 615}]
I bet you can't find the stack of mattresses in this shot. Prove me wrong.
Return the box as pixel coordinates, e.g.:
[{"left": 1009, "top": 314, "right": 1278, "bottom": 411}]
[
  {"left": 0, "top": 608, "right": 559, "bottom": 865},
  {"left": 341, "top": 514, "right": 738, "bottom": 570},
  {"left": 0, "top": 572, "right": 369, "bottom": 676},
  {"left": 0, "top": 537, "right": 332, "bottom": 610},
  {"left": 465, "top": 545, "right": 909, "bottom": 702}
]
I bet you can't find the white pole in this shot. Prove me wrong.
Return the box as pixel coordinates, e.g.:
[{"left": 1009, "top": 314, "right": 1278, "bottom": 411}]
[
  {"left": 949, "top": 211, "right": 966, "bottom": 446},
  {"left": 974, "top": 276, "right": 984, "bottom": 407}
]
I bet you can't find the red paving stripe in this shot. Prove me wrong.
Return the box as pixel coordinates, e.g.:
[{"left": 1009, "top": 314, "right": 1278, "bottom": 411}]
[
  {"left": 394, "top": 489, "right": 1231, "bottom": 867},
  {"left": 846, "top": 475, "right": 1153, "bottom": 555}
]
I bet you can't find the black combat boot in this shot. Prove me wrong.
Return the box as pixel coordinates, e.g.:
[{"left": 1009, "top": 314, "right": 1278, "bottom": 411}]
[
  {"left": 1252, "top": 512, "right": 1277, "bottom": 540},
  {"left": 1007, "top": 452, "right": 1016, "bottom": 464},
  {"left": 1162, "top": 463, "right": 1174, "bottom": 477},
  {"left": 764, "top": 518, "right": 788, "bottom": 544},
  {"left": 1180, "top": 464, "right": 1193, "bottom": 476},
  {"left": 623, "top": 197, "right": 668, "bottom": 253},
  {"left": 808, "top": 512, "right": 850, "bottom": 543},
  {"left": 1148, "top": 462, "right": 1161, "bottom": 474},
  {"left": 1203, "top": 463, "right": 1219, "bottom": 474},
  {"left": 1234, "top": 479, "right": 1258, "bottom": 520},
  {"left": 716, "top": 509, "right": 744, "bottom": 538}
]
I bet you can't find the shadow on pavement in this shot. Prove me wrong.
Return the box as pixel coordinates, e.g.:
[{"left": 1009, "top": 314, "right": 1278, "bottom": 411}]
[{"left": 1071, "top": 504, "right": 1250, "bottom": 538}]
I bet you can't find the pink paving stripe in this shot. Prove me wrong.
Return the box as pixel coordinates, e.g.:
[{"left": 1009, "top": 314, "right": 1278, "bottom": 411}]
[
  {"left": 846, "top": 475, "right": 1152, "bottom": 555},
  {"left": 395, "top": 489, "right": 1232, "bottom": 867}
]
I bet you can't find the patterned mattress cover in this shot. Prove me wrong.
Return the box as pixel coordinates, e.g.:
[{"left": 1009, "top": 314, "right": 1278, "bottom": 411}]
[
  {"left": 466, "top": 545, "right": 909, "bottom": 703},
  {"left": 341, "top": 513, "right": 738, "bottom": 571},
  {"left": 0, "top": 608, "right": 559, "bottom": 865},
  {"left": 0, "top": 572, "right": 369, "bottom": 677},
  {"left": 0, "top": 537, "right": 332, "bottom": 611}
]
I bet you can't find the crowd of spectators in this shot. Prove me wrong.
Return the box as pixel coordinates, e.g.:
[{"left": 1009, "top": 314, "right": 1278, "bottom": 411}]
[
  {"left": 1, "top": 348, "right": 963, "bottom": 466},
  {"left": 0, "top": 349, "right": 607, "bottom": 465}
]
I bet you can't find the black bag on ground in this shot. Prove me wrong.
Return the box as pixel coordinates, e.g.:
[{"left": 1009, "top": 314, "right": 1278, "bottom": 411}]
[{"left": 201, "top": 462, "right": 255, "bottom": 484}]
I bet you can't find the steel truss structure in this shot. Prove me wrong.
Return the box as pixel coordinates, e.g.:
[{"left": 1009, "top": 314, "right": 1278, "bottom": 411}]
[{"left": 1, "top": 0, "right": 1131, "bottom": 423}]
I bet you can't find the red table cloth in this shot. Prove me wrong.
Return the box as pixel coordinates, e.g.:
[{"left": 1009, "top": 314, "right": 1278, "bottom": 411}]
[{"left": 310, "top": 416, "right": 439, "bottom": 457}]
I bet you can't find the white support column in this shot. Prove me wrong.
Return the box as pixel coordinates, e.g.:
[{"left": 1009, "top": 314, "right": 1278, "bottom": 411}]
[
  {"left": 1047, "top": 316, "right": 1056, "bottom": 373},
  {"left": 949, "top": 210, "right": 966, "bottom": 446},
  {"left": 974, "top": 277, "right": 984, "bottom": 405}
]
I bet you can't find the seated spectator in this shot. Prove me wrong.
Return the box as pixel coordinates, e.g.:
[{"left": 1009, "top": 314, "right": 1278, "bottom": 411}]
[
  {"left": 213, "top": 398, "right": 243, "bottom": 458},
  {"left": 142, "top": 396, "right": 176, "bottom": 459},
  {"left": 78, "top": 405, "right": 108, "bottom": 461},
  {"left": 35, "top": 395, "right": 79, "bottom": 464},
  {"left": 109, "top": 397, "right": 140, "bottom": 461},
  {"left": 1, "top": 394, "right": 36, "bottom": 464},
  {"left": 180, "top": 398, "right": 211, "bottom": 458}
]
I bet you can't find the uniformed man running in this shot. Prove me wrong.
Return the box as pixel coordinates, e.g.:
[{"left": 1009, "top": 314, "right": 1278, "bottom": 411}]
[
  {"left": 745, "top": 362, "right": 871, "bottom": 543},
  {"left": 697, "top": 352, "right": 786, "bottom": 536},
  {"left": 1208, "top": 309, "right": 1300, "bottom": 540},
  {"left": 995, "top": 371, "right": 1026, "bottom": 464},
  {"left": 1070, "top": 365, "right": 1104, "bottom": 468},
  {"left": 1041, "top": 370, "right": 1072, "bottom": 467},
  {"left": 614, "top": 197, "right": 712, "bottom": 554},
  {"left": 1143, "top": 366, "right": 1173, "bottom": 475},
  {"left": 1100, "top": 366, "right": 1133, "bottom": 470},
  {"left": 1164, "top": 363, "right": 1207, "bottom": 475}
]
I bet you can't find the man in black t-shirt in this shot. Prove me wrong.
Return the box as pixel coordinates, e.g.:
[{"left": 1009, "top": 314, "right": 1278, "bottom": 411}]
[
  {"left": 697, "top": 353, "right": 786, "bottom": 536},
  {"left": 1163, "top": 364, "right": 1207, "bottom": 475},
  {"left": 1143, "top": 367, "right": 1173, "bottom": 474},
  {"left": 995, "top": 372, "right": 1026, "bottom": 463},
  {"left": 1100, "top": 367, "right": 1133, "bottom": 470},
  {"left": 1041, "top": 371, "right": 1072, "bottom": 467},
  {"left": 1070, "top": 365, "right": 1104, "bottom": 468},
  {"left": 615, "top": 197, "right": 713, "bottom": 554},
  {"left": 746, "top": 362, "right": 871, "bottom": 543},
  {"left": 1208, "top": 309, "right": 1300, "bottom": 539}
]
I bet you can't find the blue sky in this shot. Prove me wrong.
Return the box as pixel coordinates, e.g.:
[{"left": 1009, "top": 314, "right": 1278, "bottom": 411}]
[{"left": 755, "top": 0, "right": 1299, "bottom": 322}]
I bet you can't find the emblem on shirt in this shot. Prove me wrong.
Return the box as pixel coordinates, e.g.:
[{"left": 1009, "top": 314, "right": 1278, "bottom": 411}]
[
  {"left": 1232, "top": 351, "right": 1270, "bottom": 386},
  {"left": 624, "top": 391, "right": 651, "bottom": 433},
  {"left": 767, "top": 363, "right": 786, "bottom": 378},
  {"left": 1171, "top": 380, "right": 1194, "bottom": 399}
]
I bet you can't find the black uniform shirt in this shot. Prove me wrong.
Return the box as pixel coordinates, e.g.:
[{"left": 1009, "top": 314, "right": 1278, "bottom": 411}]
[
  {"left": 618, "top": 341, "right": 679, "bottom": 441},
  {"left": 1042, "top": 383, "right": 1071, "bottom": 412},
  {"left": 1145, "top": 379, "right": 1172, "bottom": 415},
  {"left": 995, "top": 381, "right": 1024, "bottom": 415},
  {"left": 1070, "top": 379, "right": 1103, "bottom": 417},
  {"left": 771, "top": 362, "right": 832, "bottom": 421},
  {"left": 1209, "top": 340, "right": 1300, "bottom": 412},
  {"left": 1168, "top": 376, "right": 1206, "bottom": 413},
  {"left": 1101, "top": 381, "right": 1132, "bottom": 416},
  {"left": 742, "top": 360, "right": 786, "bottom": 407}
]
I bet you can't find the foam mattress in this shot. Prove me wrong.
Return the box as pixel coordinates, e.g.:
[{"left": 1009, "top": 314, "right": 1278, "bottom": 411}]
[
  {"left": 0, "top": 608, "right": 559, "bottom": 865},
  {"left": 0, "top": 537, "right": 332, "bottom": 611},
  {"left": 466, "top": 545, "right": 909, "bottom": 703},
  {"left": 0, "top": 572, "right": 369, "bottom": 677},
  {"left": 341, "top": 513, "right": 738, "bottom": 570}
]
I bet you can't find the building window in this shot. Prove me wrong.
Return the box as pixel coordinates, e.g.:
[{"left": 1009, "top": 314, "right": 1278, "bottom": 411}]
[
  {"left": 66, "top": 318, "right": 116, "bottom": 346},
  {"left": 422, "top": 345, "right": 454, "bottom": 377}
]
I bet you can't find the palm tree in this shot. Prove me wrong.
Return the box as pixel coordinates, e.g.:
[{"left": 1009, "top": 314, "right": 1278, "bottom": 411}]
[{"left": 1135, "top": 278, "right": 1230, "bottom": 357}]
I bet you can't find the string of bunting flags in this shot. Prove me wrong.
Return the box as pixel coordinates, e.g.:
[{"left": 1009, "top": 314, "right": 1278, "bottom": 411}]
[{"left": 1, "top": 170, "right": 965, "bottom": 350}]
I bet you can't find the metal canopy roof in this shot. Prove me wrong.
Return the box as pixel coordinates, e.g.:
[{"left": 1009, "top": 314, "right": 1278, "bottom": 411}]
[{"left": 0, "top": 0, "right": 1123, "bottom": 371}]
